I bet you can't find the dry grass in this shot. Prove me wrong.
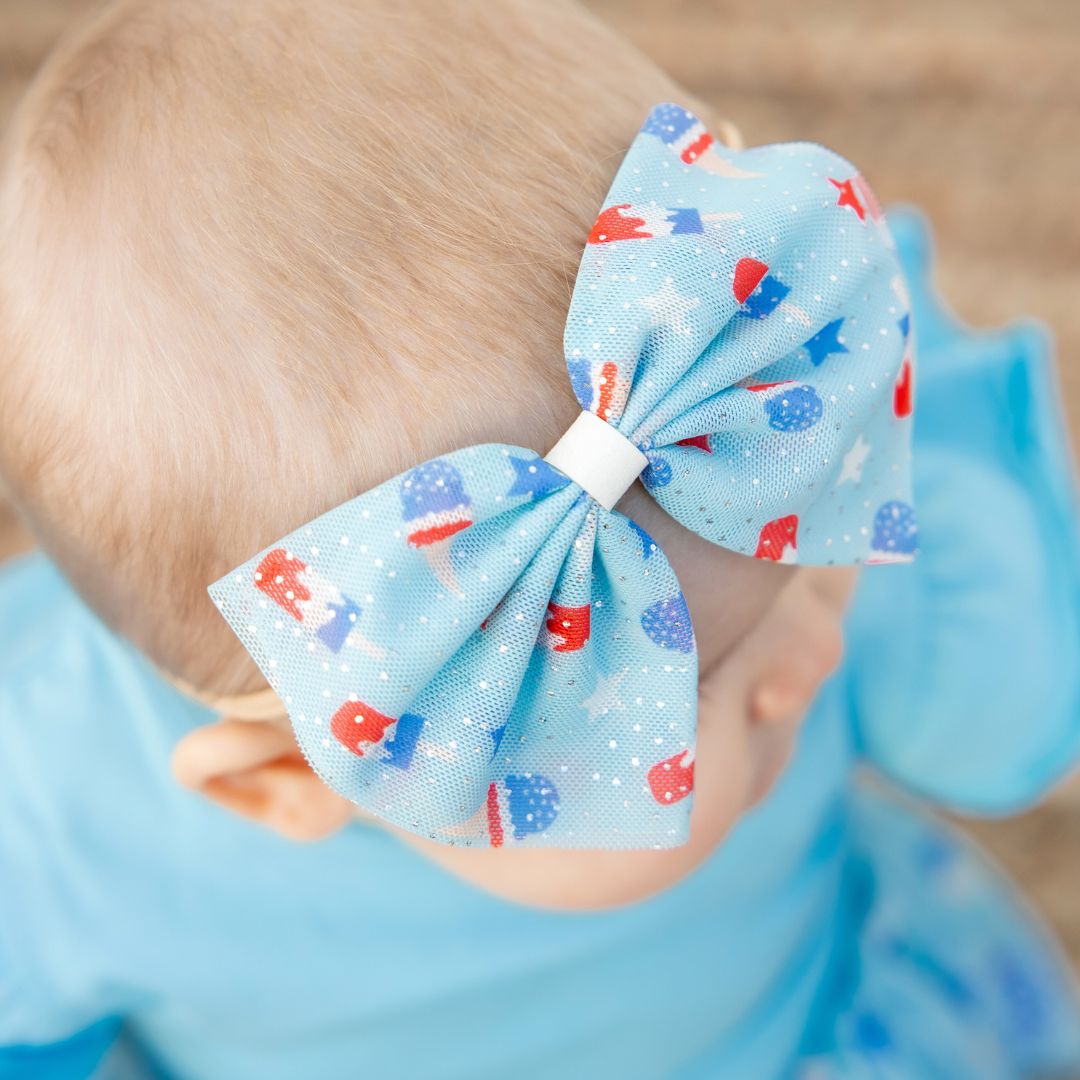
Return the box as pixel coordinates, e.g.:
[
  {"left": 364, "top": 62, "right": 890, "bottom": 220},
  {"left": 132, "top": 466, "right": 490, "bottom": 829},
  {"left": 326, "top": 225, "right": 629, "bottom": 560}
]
[{"left": 2, "top": 0, "right": 1079, "bottom": 962}]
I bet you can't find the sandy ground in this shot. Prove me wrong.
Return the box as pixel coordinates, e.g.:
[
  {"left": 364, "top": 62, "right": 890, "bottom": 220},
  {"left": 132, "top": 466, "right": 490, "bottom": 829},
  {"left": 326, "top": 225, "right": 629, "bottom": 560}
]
[{"left": 2, "top": 0, "right": 1079, "bottom": 963}]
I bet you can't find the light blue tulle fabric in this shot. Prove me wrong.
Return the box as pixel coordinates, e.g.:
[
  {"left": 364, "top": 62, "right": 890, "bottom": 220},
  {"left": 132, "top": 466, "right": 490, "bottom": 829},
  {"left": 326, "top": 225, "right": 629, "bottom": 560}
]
[
  {"left": 2, "top": 211, "right": 1079, "bottom": 1079},
  {"left": 209, "top": 104, "right": 915, "bottom": 848}
]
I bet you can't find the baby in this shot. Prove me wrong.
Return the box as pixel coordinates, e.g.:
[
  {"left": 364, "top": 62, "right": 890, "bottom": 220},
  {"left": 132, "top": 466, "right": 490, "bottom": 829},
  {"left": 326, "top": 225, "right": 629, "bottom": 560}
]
[
  {"left": 1, "top": 1, "right": 1079, "bottom": 1077},
  {"left": 0, "top": 0, "right": 846, "bottom": 906}
]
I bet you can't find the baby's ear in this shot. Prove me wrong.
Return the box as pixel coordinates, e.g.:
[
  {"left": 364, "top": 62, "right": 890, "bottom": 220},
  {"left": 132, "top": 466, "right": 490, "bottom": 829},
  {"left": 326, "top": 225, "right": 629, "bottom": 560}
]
[{"left": 171, "top": 718, "right": 355, "bottom": 841}]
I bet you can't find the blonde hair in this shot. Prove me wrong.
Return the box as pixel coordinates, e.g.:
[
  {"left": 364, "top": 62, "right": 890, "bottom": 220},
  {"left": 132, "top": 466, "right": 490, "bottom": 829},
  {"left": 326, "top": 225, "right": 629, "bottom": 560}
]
[{"left": 0, "top": 0, "right": 755, "bottom": 694}]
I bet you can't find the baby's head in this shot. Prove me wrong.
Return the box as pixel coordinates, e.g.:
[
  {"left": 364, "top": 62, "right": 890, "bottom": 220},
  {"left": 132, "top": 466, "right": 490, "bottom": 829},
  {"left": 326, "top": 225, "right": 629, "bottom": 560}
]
[{"left": 0, "top": 0, "right": 853, "bottom": 886}]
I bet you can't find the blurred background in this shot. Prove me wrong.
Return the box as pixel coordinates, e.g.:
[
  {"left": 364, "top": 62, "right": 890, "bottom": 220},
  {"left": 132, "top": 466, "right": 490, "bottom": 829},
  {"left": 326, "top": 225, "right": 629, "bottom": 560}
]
[{"left": 2, "top": 0, "right": 1078, "bottom": 958}]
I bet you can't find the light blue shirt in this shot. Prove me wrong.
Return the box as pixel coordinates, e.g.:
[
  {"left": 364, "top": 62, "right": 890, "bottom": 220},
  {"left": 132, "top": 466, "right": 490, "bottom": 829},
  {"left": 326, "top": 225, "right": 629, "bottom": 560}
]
[{"left": 2, "top": 210, "right": 1080, "bottom": 1079}]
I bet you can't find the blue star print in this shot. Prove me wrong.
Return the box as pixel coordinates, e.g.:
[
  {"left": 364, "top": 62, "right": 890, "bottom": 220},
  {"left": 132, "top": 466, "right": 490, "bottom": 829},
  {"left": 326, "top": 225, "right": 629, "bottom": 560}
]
[
  {"left": 739, "top": 274, "right": 790, "bottom": 320},
  {"left": 804, "top": 318, "right": 850, "bottom": 367},
  {"left": 508, "top": 456, "right": 569, "bottom": 499}
]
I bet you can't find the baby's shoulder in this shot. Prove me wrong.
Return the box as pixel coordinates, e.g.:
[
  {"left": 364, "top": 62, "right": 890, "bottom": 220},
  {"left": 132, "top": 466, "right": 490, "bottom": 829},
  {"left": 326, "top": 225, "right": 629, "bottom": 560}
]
[
  {"left": 0, "top": 551, "right": 79, "bottom": 677},
  {"left": 0, "top": 551, "right": 184, "bottom": 832},
  {"left": 0, "top": 551, "right": 140, "bottom": 737}
]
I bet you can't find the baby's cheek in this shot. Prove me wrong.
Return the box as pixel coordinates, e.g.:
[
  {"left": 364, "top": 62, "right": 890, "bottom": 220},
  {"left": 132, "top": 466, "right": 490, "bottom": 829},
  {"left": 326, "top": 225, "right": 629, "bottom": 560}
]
[
  {"left": 687, "top": 667, "right": 762, "bottom": 836},
  {"left": 718, "top": 579, "right": 851, "bottom": 810},
  {"left": 749, "top": 597, "right": 846, "bottom": 726},
  {"left": 745, "top": 719, "right": 802, "bottom": 809}
]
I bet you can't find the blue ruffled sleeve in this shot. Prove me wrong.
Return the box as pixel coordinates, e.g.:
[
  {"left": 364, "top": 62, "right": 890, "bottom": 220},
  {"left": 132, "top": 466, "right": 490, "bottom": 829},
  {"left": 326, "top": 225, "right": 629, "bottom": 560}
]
[
  {"left": 845, "top": 208, "right": 1080, "bottom": 812},
  {"left": 0, "top": 555, "right": 132, "bottom": 1078},
  {"left": 0, "top": 1019, "right": 122, "bottom": 1080}
]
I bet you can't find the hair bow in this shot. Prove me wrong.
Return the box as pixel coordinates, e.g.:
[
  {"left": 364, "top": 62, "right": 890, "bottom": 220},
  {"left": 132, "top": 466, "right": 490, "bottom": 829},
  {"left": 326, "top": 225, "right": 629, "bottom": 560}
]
[{"left": 209, "top": 104, "right": 916, "bottom": 849}]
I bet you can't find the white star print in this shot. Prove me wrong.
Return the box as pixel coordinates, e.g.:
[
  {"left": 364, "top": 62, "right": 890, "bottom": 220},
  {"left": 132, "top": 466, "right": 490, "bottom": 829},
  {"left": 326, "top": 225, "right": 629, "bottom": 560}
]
[
  {"left": 582, "top": 669, "right": 628, "bottom": 721},
  {"left": 838, "top": 435, "right": 871, "bottom": 486},
  {"left": 638, "top": 279, "right": 700, "bottom": 337}
]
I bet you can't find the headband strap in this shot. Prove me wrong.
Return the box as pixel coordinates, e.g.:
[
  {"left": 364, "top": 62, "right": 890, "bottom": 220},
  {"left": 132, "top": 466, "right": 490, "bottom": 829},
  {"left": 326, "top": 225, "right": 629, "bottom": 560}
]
[{"left": 158, "top": 664, "right": 289, "bottom": 723}]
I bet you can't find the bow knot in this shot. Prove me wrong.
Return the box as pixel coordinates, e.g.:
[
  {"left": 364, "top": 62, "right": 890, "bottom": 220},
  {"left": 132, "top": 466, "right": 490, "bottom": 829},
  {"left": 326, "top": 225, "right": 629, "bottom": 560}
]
[{"left": 543, "top": 410, "right": 648, "bottom": 510}]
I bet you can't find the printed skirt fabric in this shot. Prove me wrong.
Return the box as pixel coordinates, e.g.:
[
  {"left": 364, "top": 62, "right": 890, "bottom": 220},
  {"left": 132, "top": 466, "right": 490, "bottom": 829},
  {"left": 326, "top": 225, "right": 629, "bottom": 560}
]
[{"left": 797, "top": 783, "right": 1080, "bottom": 1079}]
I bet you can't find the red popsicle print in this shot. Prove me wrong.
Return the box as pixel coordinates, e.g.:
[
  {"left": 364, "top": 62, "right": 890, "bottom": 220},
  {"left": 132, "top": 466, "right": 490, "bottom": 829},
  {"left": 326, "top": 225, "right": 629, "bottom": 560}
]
[
  {"left": 254, "top": 548, "right": 310, "bottom": 622},
  {"left": 755, "top": 515, "right": 799, "bottom": 562},
  {"left": 486, "top": 782, "right": 505, "bottom": 848},
  {"left": 596, "top": 361, "right": 620, "bottom": 419},
  {"left": 331, "top": 699, "right": 397, "bottom": 757},
  {"left": 546, "top": 602, "right": 591, "bottom": 652},
  {"left": 648, "top": 749, "right": 695, "bottom": 804},
  {"left": 407, "top": 518, "right": 472, "bottom": 547},
  {"left": 745, "top": 380, "right": 795, "bottom": 393},
  {"left": 733, "top": 257, "right": 769, "bottom": 304},
  {"left": 894, "top": 358, "right": 913, "bottom": 418},
  {"left": 679, "top": 129, "right": 714, "bottom": 165},
  {"left": 829, "top": 177, "right": 866, "bottom": 222},
  {"left": 588, "top": 204, "right": 651, "bottom": 244}
]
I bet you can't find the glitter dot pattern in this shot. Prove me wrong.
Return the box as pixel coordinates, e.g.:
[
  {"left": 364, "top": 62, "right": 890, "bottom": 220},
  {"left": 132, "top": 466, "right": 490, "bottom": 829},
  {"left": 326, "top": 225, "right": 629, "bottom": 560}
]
[{"left": 209, "top": 104, "right": 914, "bottom": 850}]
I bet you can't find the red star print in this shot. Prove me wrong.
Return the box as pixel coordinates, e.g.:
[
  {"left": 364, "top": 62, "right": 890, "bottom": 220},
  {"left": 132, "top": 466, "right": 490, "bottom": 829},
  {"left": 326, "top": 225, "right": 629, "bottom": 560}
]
[
  {"left": 829, "top": 177, "right": 866, "bottom": 221},
  {"left": 675, "top": 434, "right": 712, "bottom": 453}
]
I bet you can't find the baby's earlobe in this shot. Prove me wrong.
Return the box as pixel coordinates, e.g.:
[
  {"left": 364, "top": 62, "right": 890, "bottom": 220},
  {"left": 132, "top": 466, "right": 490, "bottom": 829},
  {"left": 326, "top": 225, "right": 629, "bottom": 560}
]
[
  {"left": 749, "top": 683, "right": 809, "bottom": 726},
  {"left": 171, "top": 719, "right": 354, "bottom": 841},
  {"left": 748, "top": 579, "right": 846, "bottom": 726}
]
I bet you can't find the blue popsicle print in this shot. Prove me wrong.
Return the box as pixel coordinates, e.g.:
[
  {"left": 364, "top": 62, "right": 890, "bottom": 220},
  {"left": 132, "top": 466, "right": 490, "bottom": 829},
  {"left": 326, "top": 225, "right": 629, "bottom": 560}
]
[
  {"left": 642, "top": 102, "right": 698, "bottom": 143},
  {"left": 871, "top": 500, "right": 918, "bottom": 556},
  {"left": 505, "top": 774, "right": 560, "bottom": 840},
  {"left": 765, "top": 385, "right": 824, "bottom": 432},
  {"left": 641, "top": 594, "right": 695, "bottom": 653},
  {"left": 641, "top": 451, "right": 673, "bottom": 489},
  {"left": 383, "top": 713, "right": 425, "bottom": 770},
  {"left": 400, "top": 459, "right": 471, "bottom": 524},
  {"left": 628, "top": 519, "right": 657, "bottom": 560},
  {"left": 739, "top": 274, "right": 790, "bottom": 320},
  {"left": 316, "top": 595, "right": 363, "bottom": 653}
]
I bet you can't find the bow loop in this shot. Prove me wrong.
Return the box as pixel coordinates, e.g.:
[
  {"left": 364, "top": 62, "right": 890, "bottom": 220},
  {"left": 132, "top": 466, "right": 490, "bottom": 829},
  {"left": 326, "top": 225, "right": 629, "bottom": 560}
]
[{"left": 567, "top": 104, "right": 913, "bottom": 564}]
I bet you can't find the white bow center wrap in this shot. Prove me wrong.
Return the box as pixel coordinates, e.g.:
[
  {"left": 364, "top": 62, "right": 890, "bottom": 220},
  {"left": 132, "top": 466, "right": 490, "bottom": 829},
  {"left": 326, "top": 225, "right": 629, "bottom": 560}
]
[{"left": 544, "top": 411, "right": 650, "bottom": 511}]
